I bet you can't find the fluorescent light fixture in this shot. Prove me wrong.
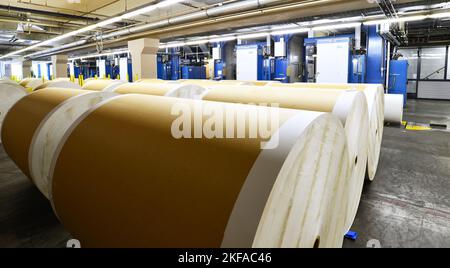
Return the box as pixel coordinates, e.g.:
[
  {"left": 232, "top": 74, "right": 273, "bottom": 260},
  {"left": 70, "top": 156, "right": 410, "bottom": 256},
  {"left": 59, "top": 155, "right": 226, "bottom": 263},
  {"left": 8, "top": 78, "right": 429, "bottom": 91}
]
[
  {"left": 185, "top": 39, "right": 209, "bottom": 46},
  {"left": 271, "top": 27, "right": 309, "bottom": 36},
  {"left": 121, "top": 0, "right": 183, "bottom": 19},
  {"left": 363, "top": 15, "right": 427, "bottom": 25},
  {"left": 159, "top": 35, "right": 237, "bottom": 48},
  {"left": 312, "top": 22, "right": 361, "bottom": 31},
  {"left": 208, "top": 36, "right": 237, "bottom": 43},
  {"left": 237, "top": 32, "right": 270, "bottom": 40},
  {"left": 68, "top": 49, "right": 130, "bottom": 61},
  {"left": 429, "top": 12, "right": 450, "bottom": 19},
  {"left": 160, "top": 42, "right": 186, "bottom": 49},
  {"left": 0, "top": 0, "right": 182, "bottom": 59}
]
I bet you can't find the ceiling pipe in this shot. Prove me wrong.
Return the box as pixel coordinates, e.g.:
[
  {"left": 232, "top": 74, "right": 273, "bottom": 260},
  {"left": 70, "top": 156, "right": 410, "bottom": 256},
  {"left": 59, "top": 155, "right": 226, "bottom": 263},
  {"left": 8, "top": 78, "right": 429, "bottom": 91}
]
[
  {"left": 98, "top": 0, "right": 283, "bottom": 40},
  {"left": 0, "top": 5, "right": 99, "bottom": 23},
  {"left": 27, "top": 0, "right": 289, "bottom": 58}
]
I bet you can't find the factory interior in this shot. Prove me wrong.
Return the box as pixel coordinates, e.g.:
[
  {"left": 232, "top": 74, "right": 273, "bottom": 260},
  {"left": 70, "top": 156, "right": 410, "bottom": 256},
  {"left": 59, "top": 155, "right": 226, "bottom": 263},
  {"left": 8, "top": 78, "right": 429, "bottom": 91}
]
[{"left": 0, "top": 0, "right": 449, "bottom": 249}]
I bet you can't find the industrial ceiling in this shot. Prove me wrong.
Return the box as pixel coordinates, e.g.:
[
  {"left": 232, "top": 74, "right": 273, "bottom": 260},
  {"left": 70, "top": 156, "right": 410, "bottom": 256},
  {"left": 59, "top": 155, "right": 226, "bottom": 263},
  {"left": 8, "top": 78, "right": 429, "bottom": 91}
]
[{"left": 0, "top": 0, "right": 449, "bottom": 60}]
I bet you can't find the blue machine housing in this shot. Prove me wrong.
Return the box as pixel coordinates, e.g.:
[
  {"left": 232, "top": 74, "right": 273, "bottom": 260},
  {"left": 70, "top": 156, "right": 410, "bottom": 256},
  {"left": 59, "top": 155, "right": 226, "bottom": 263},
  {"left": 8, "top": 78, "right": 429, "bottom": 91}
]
[
  {"left": 46, "top": 63, "right": 52, "bottom": 80},
  {"left": 274, "top": 57, "right": 289, "bottom": 82},
  {"left": 156, "top": 49, "right": 180, "bottom": 80},
  {"left": 272, "top": 35, "right": 291, "bottom": 83},
  {"left": 366, "top": 25, "right": 386, "bottom": 84},
  {"left": 181, "top": 66, "right": 206, "bottom": 79},
  {"left": 213, "top": 42, "right": 226, "bottom": 80},
  {"left": 389, "top": 60, "right": 408, "bottom": 106},
  {"left": 303, "top": 35, "right": 358, "bottom": 83}
]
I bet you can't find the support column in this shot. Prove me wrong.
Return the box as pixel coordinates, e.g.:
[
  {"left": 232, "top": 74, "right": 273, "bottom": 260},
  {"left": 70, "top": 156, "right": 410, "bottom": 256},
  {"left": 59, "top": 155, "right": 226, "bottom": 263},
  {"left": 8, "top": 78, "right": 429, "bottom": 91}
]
[
  {"left": 22, "top": 60, "right": 32, "bottom": 78},
  {"left": 51, "top": 54, "right": 68, "bottom": 78},
  {"left": 128, "top": 38, "right": 159, "bottom": 80}
]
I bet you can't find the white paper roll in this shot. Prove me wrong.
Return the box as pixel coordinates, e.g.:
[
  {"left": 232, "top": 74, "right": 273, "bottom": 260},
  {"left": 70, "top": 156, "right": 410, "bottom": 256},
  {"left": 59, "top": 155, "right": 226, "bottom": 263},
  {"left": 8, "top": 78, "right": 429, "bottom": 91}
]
[{"left": 384, "top": 94, "right": 404, "bottom": 124}]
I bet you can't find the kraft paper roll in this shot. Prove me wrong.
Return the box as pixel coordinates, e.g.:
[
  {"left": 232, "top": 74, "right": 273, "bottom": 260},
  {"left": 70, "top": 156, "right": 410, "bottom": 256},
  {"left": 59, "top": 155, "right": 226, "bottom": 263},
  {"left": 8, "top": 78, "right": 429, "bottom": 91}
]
[
  {"left": 1, "top": 89, "right": 88, "bottom": 179},
  {"left": 19, "top": 78, "right": 32, "bottom": 87},
  {"left": 243, "top": 81, "right": 281, "bottom": 86},
  {"left": 0, "top": 82, "right": 27, "bottom": 142},
  {"left": 49, "top": 95, "right": 350, "bottom": 247},
  {"left": 114, "top": 82, "right": 208, "bottom": 99},
  {"left": 26, "top": 79, "right": 45, "bottom": 91},
  {"left": 202, "top": 85, "right": 369, "bottom": 232},
  {"left": 384, "top": 94, "right": 404, "bottom": 124},
  {"left": 28, "top": 90, "right": 117, "bottom": 198},
  {"left": 264, "top": 83, "right": 384, "bottom": 180},
  {"left": 175, "top": 79, "right": 254, "bottom": 87},
  {"left": 137, "top": 79, "right": 166, "bottom": 83},
  {"left": 82, "top": 80, "right": 125, "bottom": 92},
  {"left": 34, "top": 78, "right": 81, "bottom": 91}
]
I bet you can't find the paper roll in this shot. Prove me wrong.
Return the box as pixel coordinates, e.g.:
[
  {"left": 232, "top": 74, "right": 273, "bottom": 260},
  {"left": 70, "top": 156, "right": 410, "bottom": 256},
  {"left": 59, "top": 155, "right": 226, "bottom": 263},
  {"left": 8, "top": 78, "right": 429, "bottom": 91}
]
[
  {"left": 242, "top": 81, "right": 281, "bottom": 86},
  {"left": 264, "top": 83, "right": 384, "bottom": 180},
  {"left": 34, "top": 78, "right": 81, "bottom": 91},
  {"left": 19, "top": 78, "right": 32, "bottom": 87},
  {"left": 49, "top": 95, "right": 350, "bottom": 247},
  {"left": 175, "top": 79, "right": 254, "bottom": 86},
  {"left": 136, "top": 79, "right": 166, "bottom": 83},
  {"left": 1, "top": 89, "right": 88, "bottom": 179},
  {"left": 0, "top": 82, "right": 27, "bottom": 142},
  {"left": 384, "top": 94, "right": 404, "bottom": 124},
  {"left": 202, "top": 85, "right": 369, "bottom": 232},
  {"left": 114, "top": 83, "right": 208, "bottom": 99},
  {"left": 82, "top": 80, "right": 125, "bottom": 92},
  {"left": 28, "top": 90, "right": 117, "bottom": 198},
  {"left": 26, "top": 79, "right": 45, "bottom": 91}
]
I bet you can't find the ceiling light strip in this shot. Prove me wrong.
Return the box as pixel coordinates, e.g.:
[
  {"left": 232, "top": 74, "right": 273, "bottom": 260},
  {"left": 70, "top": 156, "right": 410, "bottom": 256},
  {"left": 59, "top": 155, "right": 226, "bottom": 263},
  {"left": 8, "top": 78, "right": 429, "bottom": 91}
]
[{"left": 0, "top": 0, "right": 183, "bottom": 59}]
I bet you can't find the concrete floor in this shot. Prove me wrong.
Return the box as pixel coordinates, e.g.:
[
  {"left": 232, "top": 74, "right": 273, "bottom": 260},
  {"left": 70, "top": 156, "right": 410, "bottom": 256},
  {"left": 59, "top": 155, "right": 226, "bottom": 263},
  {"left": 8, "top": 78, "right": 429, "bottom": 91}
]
[
  {"left": 0, "top": 99, "right": 449, "bottom": 248},
  {"left": 344, "top": 99, "right": 450, "bottom": 248}
]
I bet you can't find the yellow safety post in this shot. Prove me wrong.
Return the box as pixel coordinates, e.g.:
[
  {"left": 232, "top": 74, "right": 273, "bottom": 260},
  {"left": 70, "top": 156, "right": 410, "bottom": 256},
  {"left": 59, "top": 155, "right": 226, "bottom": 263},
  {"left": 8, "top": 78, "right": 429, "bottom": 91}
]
[
  {"left": 117, "top": 75, "right": 120, "bottom": 80},
  {"left": 108, "top": 74, "right": 111, "bottom": 80}
]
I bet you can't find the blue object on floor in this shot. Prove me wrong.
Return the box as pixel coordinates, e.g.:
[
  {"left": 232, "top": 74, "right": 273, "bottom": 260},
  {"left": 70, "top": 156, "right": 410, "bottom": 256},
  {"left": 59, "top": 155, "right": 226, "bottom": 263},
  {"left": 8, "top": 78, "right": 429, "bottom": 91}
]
[{"left": 345, "top": 231, "right": 359, "bottom": 240}]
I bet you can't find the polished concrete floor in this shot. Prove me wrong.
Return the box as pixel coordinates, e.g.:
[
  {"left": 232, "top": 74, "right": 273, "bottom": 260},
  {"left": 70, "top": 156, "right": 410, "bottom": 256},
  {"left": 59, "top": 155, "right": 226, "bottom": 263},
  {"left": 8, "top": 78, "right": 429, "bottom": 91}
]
[
  {"left": 0, "top": 99, "right": 449, "bottom": 248},
  {"left": 343, "top": 99, "right": 450, "bottom": 248}
]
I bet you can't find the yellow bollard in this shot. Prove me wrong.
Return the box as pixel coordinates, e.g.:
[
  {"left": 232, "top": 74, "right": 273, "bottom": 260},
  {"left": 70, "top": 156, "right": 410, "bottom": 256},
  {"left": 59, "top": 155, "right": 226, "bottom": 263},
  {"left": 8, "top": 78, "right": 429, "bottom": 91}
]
[
  {"left": 95, "top": 75, "right": 98, "bottom": 80},
  {"left": 117, "top": 75, "right": 120, "bottom": 80},
  {"left": 135, "top": 74, "right": 138, "bottom": 82},
  {"left": 108, "top": 74, "right": 111, "bottom": 80}
]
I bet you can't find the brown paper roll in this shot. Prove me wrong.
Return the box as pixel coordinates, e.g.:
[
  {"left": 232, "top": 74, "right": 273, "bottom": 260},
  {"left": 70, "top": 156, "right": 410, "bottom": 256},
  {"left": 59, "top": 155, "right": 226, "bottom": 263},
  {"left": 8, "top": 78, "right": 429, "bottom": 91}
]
[
  {"left": 114, "top": 82, "right": 207, "bottom": 99},
  {"left": 264, "top": 83, "right": 384, "bottom": 180},
  {"left": 50, "top": 95, "right": 351, "bottom": 247},
  {"left": 28, "top": 91, "right": 117, "bottom": 198},
  {"left": 34, "top": 78, "right": 81, "bottom": 91},
  {"left": 82, "top": 80, "right": 119, "bottom": 91},
  {"left": 19, "top": 78, "right": 32, "bottom": 87},
  {"left": 202, "top": 85, "right": 369, "bottom": 233},
  {"left": 136, "top": 79, "right": 166, "bottom": 83},
  {"left": 175, "top": 79, "right": 254, "bottom": 87},
  {"left": 1, "top": 89, "right": 87, "bottom": 179}
]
